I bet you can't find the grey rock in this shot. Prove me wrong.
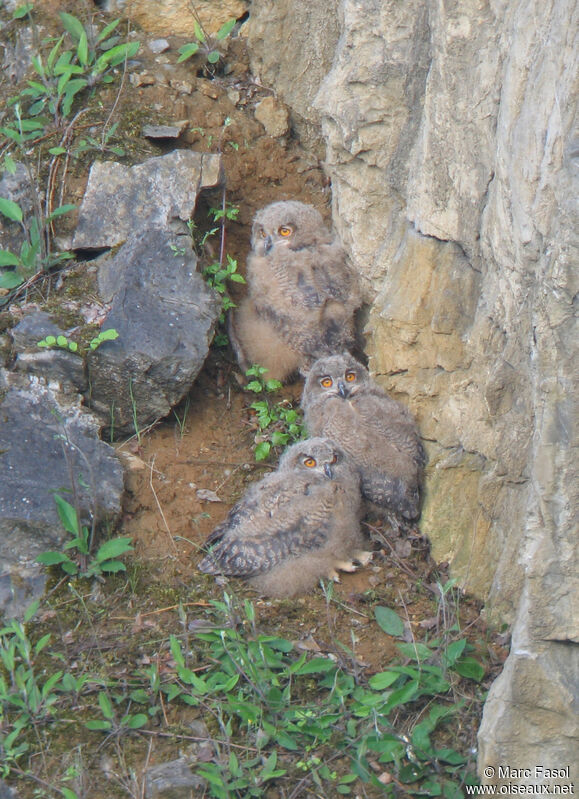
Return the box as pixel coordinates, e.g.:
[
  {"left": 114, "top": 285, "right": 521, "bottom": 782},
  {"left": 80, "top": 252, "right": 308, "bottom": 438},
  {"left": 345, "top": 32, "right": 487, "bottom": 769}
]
[
  {"left": 72, "top": 151, "right": 223, "bottom": 250},
  {"left": 145, "top": 757, "right": 205, "bottom": 799},
  {"left": 1, "top": 24, "right": 33, "bottom": 84},
  {"left": 85, "top": 228, "right": 220, "bottom": 435},
  {"left": 0, "top": 779, "right": 18, "bottom": 799},
  {"left": 0, "top": 371, "right": 124, "bottom": 620},
  {"left": 0, "top": 162, "right": 36, "bottom": 256},
  {"left": 10, "top": 310, "right": 62, "bottom": 349},
  {"left": 10, "top": 311, "right": 87, "bottom": 392}
]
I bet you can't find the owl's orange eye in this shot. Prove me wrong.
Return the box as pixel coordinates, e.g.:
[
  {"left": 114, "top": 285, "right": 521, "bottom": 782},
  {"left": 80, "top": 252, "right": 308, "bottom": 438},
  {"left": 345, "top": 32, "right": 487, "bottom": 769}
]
[
  {"left": 304, "top": 457, "right": 317, "bottom": 468},
  {"left": 278, "top": 226, "right": 292, "bottom": 237},
  {"left": 320, "top": 377, "right": 333, "bottom": 388},
  {"left": 345, "top": 371, "right": 356, "bottom": 382}
]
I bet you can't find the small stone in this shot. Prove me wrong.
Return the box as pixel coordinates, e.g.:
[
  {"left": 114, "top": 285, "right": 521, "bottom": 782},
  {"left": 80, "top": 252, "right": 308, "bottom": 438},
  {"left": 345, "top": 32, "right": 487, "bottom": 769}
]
[
  {"left": 196, "top": 489, "right": 222, "bottom": 503},
  {"left": 142, "top": 122, "right": 187, "bottom": 140},
  {"left": 169, "top": 79, "right": 194, "bottom": 95},
  {"left": 254, "top": 96, "right": 289, "bottom": 138},
  {"left": 148, "top": 38, "right": 170, "bottom": 54},
  {"left": 130, "top": 71, "right": 155, "bottom": 87}
]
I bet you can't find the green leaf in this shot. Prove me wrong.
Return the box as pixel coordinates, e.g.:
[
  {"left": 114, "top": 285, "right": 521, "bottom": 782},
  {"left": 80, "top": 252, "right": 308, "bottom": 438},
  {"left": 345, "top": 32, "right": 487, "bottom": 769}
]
[
  {"left": 36, "top": 551, "right": 71, "bottom": 566},
  {"left": 98, "top": 328, "right": 119, "bottom": 341},
  {"left": 207, "top": 50, "right": 220, "bottom": 64},
  {"left": 97, "top": 18, "right": 121, "bottom": 43},
  {"left": 294, "top": 657, "right": 337, "bottom": 675},
  {"left": 97, "top": 559, "right": 127, "bottom": 574},
  {"left": 61, "top": 788, "right": 80, "bottom": 799},
  {"left": 216, "top": 18, "right": 236, "bottom": 40},
  {"left": 95, "top": 536, "right": 133, "bottom": 563},
  {"left": 126, "top": 713, "right": 148, "bottom": 729},
  {"left": 85, "top": 719, "right": 112, "bottom": 731},
  {"left": 0, "top": 250, "right": 21, "bottom": 267},
  {"left": 169, "top": 634, "right": 185, "bottom": 668},
  {"left": 396, "top": 641, "right": 434, "bottom": 662},
  {"left": 193, "top": 20, "right": 205, "bottom": 42},
  {"left": 93, "top": 41, "right": 140, "bottom": 73},
  {"left": 0, "top": 197, "right": 23, "bottom": 223},
  {"left": 0, "top": 271, "right": 23, "bottom": 290},
  {"left": 443, "top": 638, "right": 467, "bottom": 668},
  {"left": 254, "top": 441, "right": 271, "bottom": 461},
  {"left": 177, "top": 42, "right": 200, "bottom": 63},
  {"left": 77, "top": 31, "right": 89, "bottom": 67},
  {"left": 98, "top": 691, "right": 114, "bottom": 719},
  {"left": 453, "top": 656, "right": 485, "bottom": 682},
  {"left": 59, "top": 12, "right": 86, "bottom": 42},
  {"left": 368, "top": 670, "right": 400, "bottom": 690},
  {"left": 56, "top": 335, "right": 68, "bottom": 347},
  {"left": 54, "top": 494, "right": 79, "bottom": 535},
  {"left": 12, "top": 4, "right": 34, "bottom": 19},
  {"left": 47, "top": 203, "right": 75, "bottom": 221},
  {"left": 375, "top": 606, "right": 405, "bottom": 637}
]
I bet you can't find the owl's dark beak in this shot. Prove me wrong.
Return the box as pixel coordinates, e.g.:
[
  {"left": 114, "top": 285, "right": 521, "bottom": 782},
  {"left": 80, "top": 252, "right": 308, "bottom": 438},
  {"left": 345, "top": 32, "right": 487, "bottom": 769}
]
[
  {"left": 263, "top": 235, "right": 273, "bottom": 254},
  {"left": 323, "top": 462, "right": 334, "bottom": 479},
  {"left": 337, "top": 380, "right": 349, "bottom": 398}
]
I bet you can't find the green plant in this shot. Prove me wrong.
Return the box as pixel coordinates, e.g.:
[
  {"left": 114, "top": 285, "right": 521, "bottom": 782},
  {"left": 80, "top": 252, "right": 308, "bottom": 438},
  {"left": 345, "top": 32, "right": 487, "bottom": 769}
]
[
  {"left": 50, "top": 121, "right": 126, "bottom": 159},
  {"left": 177, "top": 16, "right": 236, "bottom": 71},
  {"left": 7, "top": 13, "right": 140, "bottom": 129},
  {"left": 36, "top": 494, "right": 133, "bottom": 578},
  {"left": 37, "top": 327, "right": 119, "bottom": 354},
  {"left": 0, "top": 602, "right": 65, "bottom": 778},
  {"left": 244, "top": 365, "right": 305, "bottom": 461},
  {"left": 0, "top": 191, "right": 75, "bottom": 290}
]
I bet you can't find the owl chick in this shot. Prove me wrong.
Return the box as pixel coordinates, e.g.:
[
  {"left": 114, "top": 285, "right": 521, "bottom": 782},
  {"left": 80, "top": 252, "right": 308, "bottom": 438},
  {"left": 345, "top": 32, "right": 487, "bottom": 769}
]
[
  {"left": 198, "top": 437, "right": 371, "bottom": 598},
  {"left": 302, "top": 354, "right": 426, "bottom": 525},
  {"left": 230, "top": 201, "right": 361, "bottom": 382}
]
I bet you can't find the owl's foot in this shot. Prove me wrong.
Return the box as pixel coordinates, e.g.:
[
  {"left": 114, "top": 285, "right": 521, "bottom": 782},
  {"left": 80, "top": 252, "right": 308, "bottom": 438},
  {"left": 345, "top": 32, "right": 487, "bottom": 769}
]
[
  {"left": 331, "top": 551, "right": 374, "bottom": 575},
  {"left": 352, "top": 550, "right": 374, "bottom": 567}
]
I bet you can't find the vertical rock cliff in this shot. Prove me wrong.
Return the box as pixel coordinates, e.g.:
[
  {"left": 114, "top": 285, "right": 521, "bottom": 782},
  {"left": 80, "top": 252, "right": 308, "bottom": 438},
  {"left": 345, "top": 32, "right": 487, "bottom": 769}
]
[{"left": 247, "top": 0, "right": 578, "bottom": 786}]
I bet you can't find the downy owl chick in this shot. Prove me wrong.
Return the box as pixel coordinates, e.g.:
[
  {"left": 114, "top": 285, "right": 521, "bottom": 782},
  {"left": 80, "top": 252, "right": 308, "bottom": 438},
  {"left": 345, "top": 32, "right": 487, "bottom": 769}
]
[
  {"left": 198, "top": 437, "right": 371, "bottom": 598},
  {"left": 230, "top": 201, "right": 361, "bottom": 381},
  {"left": 302, "top": 354, "right": 426, "bottom": 524}
]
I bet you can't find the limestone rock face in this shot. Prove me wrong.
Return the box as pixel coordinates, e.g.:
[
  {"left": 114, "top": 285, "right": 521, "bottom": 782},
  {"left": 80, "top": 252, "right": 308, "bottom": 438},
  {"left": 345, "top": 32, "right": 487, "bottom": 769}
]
[
  {"left": 98, "top": 0, "right": 248, "bottom": 37},
  {"left": 246, "top": 0, "right": 340, "bottom": 148},
  {"left": 246, "top": 0, "right": 578, "bottom": 786}
]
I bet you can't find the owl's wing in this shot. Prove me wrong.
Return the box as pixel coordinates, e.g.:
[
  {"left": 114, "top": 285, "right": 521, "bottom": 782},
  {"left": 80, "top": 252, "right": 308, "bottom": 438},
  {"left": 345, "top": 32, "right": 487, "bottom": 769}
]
[
  {"left": 198, "top": 475, "right": 334, "bottom": 577},
  {"left": 359, "top": 392, "right": 426, "bottom": 465}
]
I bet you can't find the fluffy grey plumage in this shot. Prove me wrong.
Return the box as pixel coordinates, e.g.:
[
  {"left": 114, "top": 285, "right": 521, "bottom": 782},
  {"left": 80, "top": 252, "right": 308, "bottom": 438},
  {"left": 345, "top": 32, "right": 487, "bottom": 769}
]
[
  {"left": 230, "top": 201, "right": 361, "bottom": 381},
  {"left": 198, "top": 438, "right": 371, "bottom": 597},
  {"left": 302, "top": 354, "right": 426, "bottom": 523}
]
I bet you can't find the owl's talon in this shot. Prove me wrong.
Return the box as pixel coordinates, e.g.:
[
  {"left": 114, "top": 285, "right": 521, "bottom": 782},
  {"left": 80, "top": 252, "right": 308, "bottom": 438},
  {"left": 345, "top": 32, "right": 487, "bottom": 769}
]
[{"left": 353, "top": 550, "right": 374, "bottom": 567}]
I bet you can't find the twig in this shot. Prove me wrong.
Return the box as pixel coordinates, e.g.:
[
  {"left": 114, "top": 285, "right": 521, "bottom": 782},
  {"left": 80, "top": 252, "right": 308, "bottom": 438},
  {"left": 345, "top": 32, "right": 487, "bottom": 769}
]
[
  {"left": 110, "top": 601, "right": 211, "bottom": 620},
  {"left": 147, "top": 454, "right": 178, "bottom": 554}
]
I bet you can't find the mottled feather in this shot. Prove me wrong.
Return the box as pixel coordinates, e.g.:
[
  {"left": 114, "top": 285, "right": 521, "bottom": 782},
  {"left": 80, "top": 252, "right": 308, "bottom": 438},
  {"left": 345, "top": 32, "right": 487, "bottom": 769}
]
[
  {"left": 302, "top": 354, "right": 426, "bottom": 522},
  {"left": 230, "top": 201, "right": 361, "bottom": 381},
  {"left": 198, "top": 438, "right": 369, "bottom": 597}
]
